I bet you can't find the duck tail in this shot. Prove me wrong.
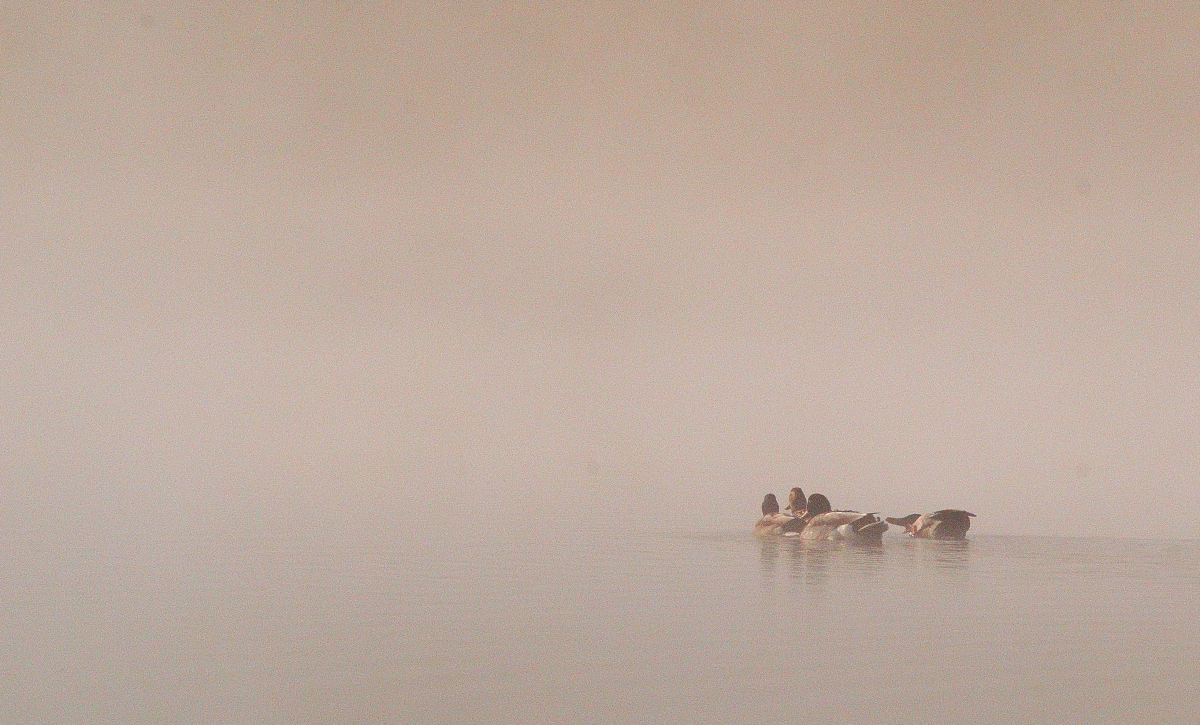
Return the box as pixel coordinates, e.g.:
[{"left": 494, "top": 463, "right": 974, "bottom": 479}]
[{"left": 851, "top": 513, "right": 888, "bottom": 541}]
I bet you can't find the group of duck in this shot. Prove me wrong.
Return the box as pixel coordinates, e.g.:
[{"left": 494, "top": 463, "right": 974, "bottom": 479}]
[{"left": 755, "top": 488, "right": 976, "bottom": 542}]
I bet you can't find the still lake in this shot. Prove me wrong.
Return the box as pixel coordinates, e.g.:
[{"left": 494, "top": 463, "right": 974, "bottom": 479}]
[{"left": 4, "top": 526, "right": 1199, "bottom": 723}]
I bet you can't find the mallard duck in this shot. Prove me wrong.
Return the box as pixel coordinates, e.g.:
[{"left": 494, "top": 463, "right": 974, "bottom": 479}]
[
  {"left": 784, "top": 487, "right": 806, "bottom": 515},
  {"left": 754, "top": 493, "right": 805, "bottom": 536},
  {"left": 795, "top": 493, "right": 888, "bottom": 542},
  {"left": 886, "top": 510, "right": 976, "bottom": 539}
]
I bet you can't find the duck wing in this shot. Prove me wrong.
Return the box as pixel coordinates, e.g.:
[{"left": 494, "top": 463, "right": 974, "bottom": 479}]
[
  {"left": 755, "top": 513, "right": 798, "bottom": 535},
  {"left": 856, "top": 520, "right": 889, "bottom": 538},
  {"left": 930, "top": 510, "right": 976, "bottom": 524},
  {"left": 804, "top": 511, "right": 859, "bottom": 527},
  {"left": 849, "top": 513, "right": 884, "bottom": 532}
]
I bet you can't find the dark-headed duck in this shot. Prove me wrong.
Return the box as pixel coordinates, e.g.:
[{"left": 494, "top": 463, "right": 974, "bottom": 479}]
[
  {"left": 797, "top": 493, "right": 888, "bottom": 543},
  {"left": 754, "top": 493, "right": 805, "bottom": 536}
]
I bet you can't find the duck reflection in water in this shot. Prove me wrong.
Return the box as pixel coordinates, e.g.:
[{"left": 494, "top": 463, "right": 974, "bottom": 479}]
[
  {"left": 925, "top": 538, "right": 971, "bottom": 571},
  {"left": 896, "top": 537, "right": 972, "bottom": 576},
  {"left": 759, "top": 535, "right": 780, "bottom": 583},
  {"left": 758, "top": 537, "right": 875, "bottom": 598}
]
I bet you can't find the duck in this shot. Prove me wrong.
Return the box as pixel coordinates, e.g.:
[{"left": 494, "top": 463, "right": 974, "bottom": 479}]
[
  {"left": 754, "top": 493, "right": 805, "bottom": 536},
  {"left": 784, "top": 487, "right": 807, "bottom": 515},
  {"left": 797, "top": 493, "right": 889, "bottom": 543},
  {"left": 885, "top": 510, "right": 976, "bottom": 540}
]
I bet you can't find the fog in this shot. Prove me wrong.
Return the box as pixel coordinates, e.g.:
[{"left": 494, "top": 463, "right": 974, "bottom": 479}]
[{"left": 2, "top": 2, "right": 1198, "bottom": 544}]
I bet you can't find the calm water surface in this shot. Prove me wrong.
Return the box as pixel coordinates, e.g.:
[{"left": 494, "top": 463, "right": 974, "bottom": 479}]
[{"left": 4, "top": 528, "right": 1199, "bottom": 723}]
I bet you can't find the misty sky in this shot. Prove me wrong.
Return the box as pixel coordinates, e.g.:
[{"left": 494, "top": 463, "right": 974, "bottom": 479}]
[{"left": 2, "top": 2, "right": 1198, "bottom": 540}]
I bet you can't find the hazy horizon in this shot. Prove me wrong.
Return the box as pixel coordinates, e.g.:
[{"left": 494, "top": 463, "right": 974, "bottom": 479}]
[{"left": 3, "top": 1, "right": 1199, "bottom": 542}]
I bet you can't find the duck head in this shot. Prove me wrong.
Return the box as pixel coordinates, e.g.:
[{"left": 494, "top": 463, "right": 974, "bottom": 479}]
[
  {"left": 805, "top": 493, "right": 832, "bottom": 516},
  {"left": 785, "top": 487, "right": 806, "bottom": 514},
  {"left": 762, "top": 493, "right": 780, "bottom": 515}
]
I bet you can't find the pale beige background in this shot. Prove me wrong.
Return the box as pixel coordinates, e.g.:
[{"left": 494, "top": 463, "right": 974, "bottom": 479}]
[{"left": 2, "top": 2, "right": 1197, "bottom": 540}]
